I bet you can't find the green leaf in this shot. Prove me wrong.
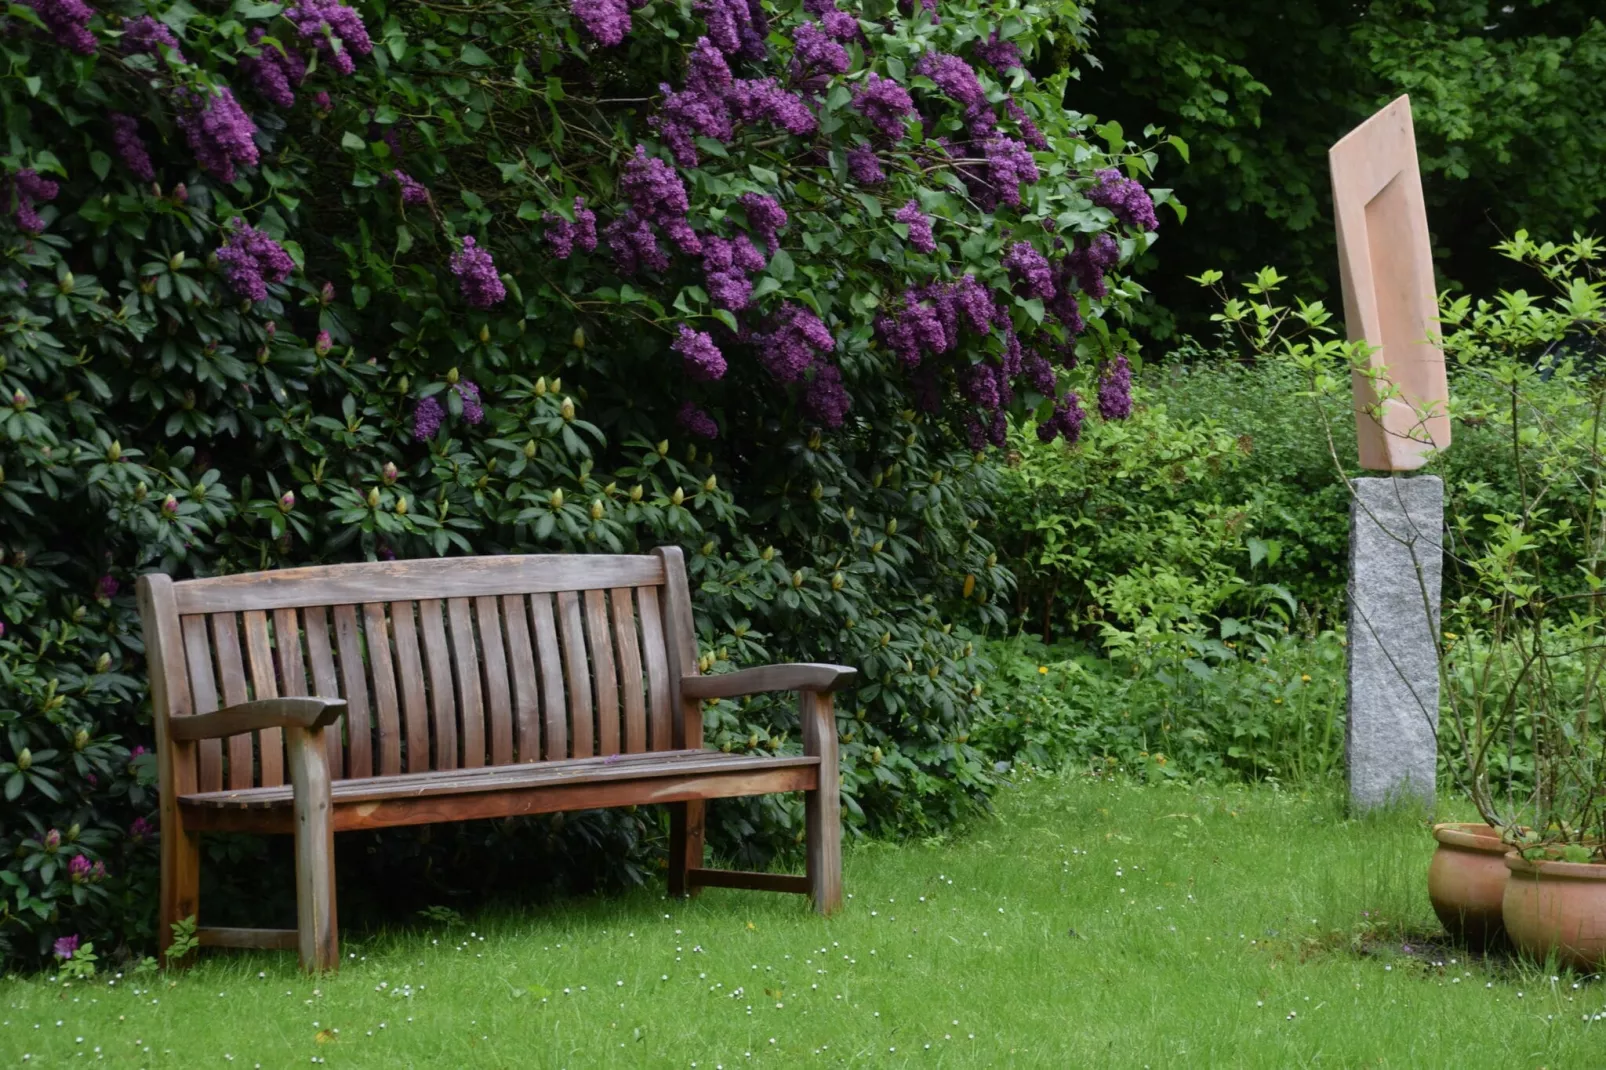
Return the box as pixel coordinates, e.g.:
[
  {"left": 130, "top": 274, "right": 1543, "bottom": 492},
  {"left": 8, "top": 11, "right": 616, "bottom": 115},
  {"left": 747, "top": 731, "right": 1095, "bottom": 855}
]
[
  {"left": 768, "top": 249, "right": 795, "bottom": 282},
  {"left": 460, "top": 43, "right": 492, "bottom": 66},
  {"left": 89, "top": 151, "right": 110, "bottom": 181},
  {"left": 545, "top": 75, "right": 566, "bottom": 101},
  {"left": 1022, "top": 298, "right": 1044, "bottom": 324},
  {"left": 712, "top": 309, "right": 739, "bottom": 332},
  {"left": 749, "top": 164, "right": 779, "bottom": 186},
  {"left": 340, "top": 131, "right": 366, "bottom": 152}
]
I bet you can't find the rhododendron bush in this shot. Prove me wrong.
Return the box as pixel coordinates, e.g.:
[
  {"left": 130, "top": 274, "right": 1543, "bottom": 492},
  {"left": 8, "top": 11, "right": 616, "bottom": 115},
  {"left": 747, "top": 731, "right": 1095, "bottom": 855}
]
[{"left": 0, "top": 0, "right": 1173, "bottom": 965}]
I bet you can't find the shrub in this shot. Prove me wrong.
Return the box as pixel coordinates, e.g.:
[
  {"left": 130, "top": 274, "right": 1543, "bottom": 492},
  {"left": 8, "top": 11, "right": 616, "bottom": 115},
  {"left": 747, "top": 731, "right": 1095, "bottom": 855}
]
[{"left": 0, "top": 0, "right": 1171, "bottom": 966}]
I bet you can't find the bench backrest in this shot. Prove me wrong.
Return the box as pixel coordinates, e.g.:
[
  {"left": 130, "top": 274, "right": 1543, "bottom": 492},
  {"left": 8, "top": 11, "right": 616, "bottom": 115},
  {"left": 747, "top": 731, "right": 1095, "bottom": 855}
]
[{"left": 137, "top": 548, "right": 701, "bottom": 792}]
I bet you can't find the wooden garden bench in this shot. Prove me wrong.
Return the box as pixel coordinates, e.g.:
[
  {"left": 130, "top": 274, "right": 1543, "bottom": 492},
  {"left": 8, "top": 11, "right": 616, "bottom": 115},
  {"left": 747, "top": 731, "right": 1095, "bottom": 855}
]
[{"left": 136, "top": 547, "right": 855, "bottom": 972}]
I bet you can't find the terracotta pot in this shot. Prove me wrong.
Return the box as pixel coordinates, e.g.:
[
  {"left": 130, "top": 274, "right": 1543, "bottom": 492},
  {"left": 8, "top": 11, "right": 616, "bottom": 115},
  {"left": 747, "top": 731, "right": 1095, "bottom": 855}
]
[
  {"left": 1428, "top": 823, "right": 1510, "bottom": 948},
  {"left": 1502, "top": 851, "right": 1606, "bottom": 969}
]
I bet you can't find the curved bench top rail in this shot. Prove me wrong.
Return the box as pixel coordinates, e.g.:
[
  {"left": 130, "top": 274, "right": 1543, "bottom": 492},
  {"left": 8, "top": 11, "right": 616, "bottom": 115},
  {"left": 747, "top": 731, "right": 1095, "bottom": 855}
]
[{"left": 171, "top": 554, "right": 666, "bottom": 615}]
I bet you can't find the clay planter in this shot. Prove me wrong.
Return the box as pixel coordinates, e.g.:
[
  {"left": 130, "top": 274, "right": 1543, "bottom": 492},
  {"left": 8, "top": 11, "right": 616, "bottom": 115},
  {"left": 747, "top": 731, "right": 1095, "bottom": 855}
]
[
  {"left": 1502, "top": 852, "right": 1606, "bottom": 969},
  {"left": 1427, "top": 823, "right": 1510, "bottom": 948}
]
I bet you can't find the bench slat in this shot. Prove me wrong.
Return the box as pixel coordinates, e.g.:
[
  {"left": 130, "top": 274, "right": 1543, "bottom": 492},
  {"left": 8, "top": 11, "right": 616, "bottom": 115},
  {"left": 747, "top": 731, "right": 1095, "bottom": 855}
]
[
  {"left": 586, "top": 589, "right": 621, "bottom": 756},
  {"left": 418, "top": 599, "right": 457, "bottom": 770},
  {"left": 171, "top": 554, "right": 666, "bottom": 615},
  {"left": 302, "top": 606, "right": 346, "bottom": 776},
  {"left": 637, "top": 586, "right": 672, "bottom": 751},
  {"left": 273, "top": 608, "right": 309, "bottom": 785},
  {"left": 477, "top": 596, "right": 515, "bottom": 767},
  {"left": 611, "top": 587, "right": 648, "bottom": 754},
  {"left": 447, "top": 598, "right": 486, "bottom": 768},
  {"left": 243, "top": 611, "right": 284, "bottom": 787},
  {"left": 210, "top": 613, "right": 255, "bottom": 790},
  {"left": 502, "top": 594, "right": 541, "bottom": 763},
  {"left": 386, "top": 602, "right": 430, "bottom": 773},
  {"left": 530, "top": 593, "right": 567, "bottom": 760},
  {"left": 557, "top": 590, "right": 594, "bottom": 758},
  {"left": 181, "top": 615, "right": 225, "bottom": 793}
]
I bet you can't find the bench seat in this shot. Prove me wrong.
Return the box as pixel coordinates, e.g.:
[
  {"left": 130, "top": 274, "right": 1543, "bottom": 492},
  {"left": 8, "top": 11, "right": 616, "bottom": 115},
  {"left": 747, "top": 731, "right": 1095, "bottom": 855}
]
[{"left": 178, "top": 749, "right": 819, "bottom": 833}]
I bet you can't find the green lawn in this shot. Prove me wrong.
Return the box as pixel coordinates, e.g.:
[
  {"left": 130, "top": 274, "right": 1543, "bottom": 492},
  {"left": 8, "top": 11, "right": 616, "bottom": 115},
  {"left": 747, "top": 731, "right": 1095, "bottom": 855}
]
[{"left": 2, "top": 774, "right": 1598, "bottom": 1068}]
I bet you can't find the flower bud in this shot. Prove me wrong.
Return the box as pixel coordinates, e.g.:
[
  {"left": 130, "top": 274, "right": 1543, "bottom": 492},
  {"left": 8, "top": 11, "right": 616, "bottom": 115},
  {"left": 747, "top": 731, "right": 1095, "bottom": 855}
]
[
  {"left": 17, "top": 748, "right": 31, "bottom": 772},
  {"left": 670, "top": 487, "right": 684, "bottom": 507},
  {"left": 986, "top": 552, "right": 997, "bottom": 568},
  {"left": 871, "top": 746, "right": 883, "bottom": 765},
  {"left": 703, "top": 475, "right": 717, "bottom": 493},
  {"left": 880, "top": 632, "right": 891, "bottom": 647},
  {"left": 572, "top": 326, "right": 586, "bottom": 350},
  {"left": 278, "top": 490, "right": 295, "bottom": 512},
  {"left": 134, "top": 481, "right": 148, "bottom": 502},
  {"left": 550, "top": 377, "right": 562, "bottom": 394},
  {"left": 381, "top": 462, "right": 398, "bottom": 484},
  {"left": 162, "top": 494, "right": 179, "bottom": 515},
  {"left": 172, "top": 182, "right": 188, "bottom": 203},
  {"left": 791, "top": 570, "right": 804, "bottom": 588},
  {"left": 104, "top": 440, "right": 122, "bottom": 463},
  {"left": 629, "top": 484, "right": 643, "bottom": 502},
  {"left": 872, "top": 539, "right": 884, "bottom": 554},
  {"left": 10, "top": 390, "right": 26, "bottom": 411},
  {"left": 169, "top": 252, "right": 185, "bottom": 271},
  {"left": 655, "top": 440, "right": 669, "bottom": 457},
  {"left": 603, "top": 481, "right": 617, "bottom": 496},
  {"left": 43, "top": 827, "right": 58, "bottom": 849},
  {"left": 314, "top": 331, "right": 332, "bottom": 357},
  {"left": 844, "top": 506, "right": 855, "bottom": 522},
  {"left": 550, "top": 489, "right": 565, "bottom": 509},
  {"left": 590, "top": 499, "right": 604, "bottom": 520},
  {"left": 478, "top": 324, "right": 490, "bottom": 343},
  {"left": 447, "top": 366, "right": 460, "bottom": 385},
  {"left": 761, "top": 546, "right": 775, "bottom": 561},
  {"left": 871, "top": 469, "right": 883, "bottom": 488},
  {"left": 139, "top": 276, "right": 156, "bottom": 294},
  {"left": 830, "top": 571, "right": 844, "bottom": 591},
  {"left": 367, "top": 486, "right": 381, "bottom": 508},
  {"left": 95, "top": 653, "right": 111, "bottom": 673},
  {"left": 808, "top": 430, "right": 822, "bottom": 451},
  {"left": 74, "top": 728, "right": 89, "bottom": 751},
  {"left": 886, "top": 519, "right": 897, "bottom": 536},
  {"left": 810, "top": 483, "right": 823, "bottom": 501},
  {"left": 320, "top": 281, "right": 335, "bottom": 305},
  {"left": 59, "top": 272, "right": 75, "bottom": 294},
  {"left": 534, "top": 376, "right": 547, "bottom": 397},
  {"left": 962, "top": 574, "right": 976, "bottom": 599},
  {"left": 700, "top": 540, "right": 716, "bottom": 556},
  {"left": 265, "top": 320, "right": 277, "bottom": 339},
  {"left": 395, "top": 496, "right": 408, "bottom": 515},
  {"left": 560, "top": 398, "right": 575, "bottom": 422}
]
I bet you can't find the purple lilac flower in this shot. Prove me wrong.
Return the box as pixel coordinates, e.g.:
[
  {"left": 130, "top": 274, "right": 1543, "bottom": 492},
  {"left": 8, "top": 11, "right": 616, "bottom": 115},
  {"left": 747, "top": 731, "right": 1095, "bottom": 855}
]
[
  {"left": 129, "top": 816, "right": 155, "bottom": 842},
  {"left": 962, "top": 361, "right": 1004, "bottom": 410},
  {"left": 1003, "top": 241, "right": 1053, "bottom": 299},
  {"left": 26, "top": 0, "right": 96, "bottom": 55},
  {"left": 53, "top": 935, "right": 80, "bottom": 960},
  {"left": 390, "top": 170, "right": 430, "bottom": 206},
  {"left": 974, "top": 32, "right": 1024, "bottom": 75},
  {"left": 604, "top": 212, "right": 669, "bottom": 274},
  {"left": 916, "top": 52, "right": 986, "bottom": 110},
  {"left": 69, "top": 854, "right": 93, "bottom": 882},
  {"left": 216, "top": 219, "right": 295, "bottom": 302},
  {"left": 728, "top": 78, "right": 817, "bottom": 136},
  {"left": 687, "top": 36, "right": 733, "bottom": 96},
  {"left": 847, "top": 146, "right": 884, "bottom": 184},
  {"left": 1098, "top": 354, "right": 1133, "bottom": 420},
  {"left": 450, "top": 236, "right": 506, "bottom": 308},
  {"left": 981, "top": 136, "right": 1038, "bottom": 208},
  {"left": 701, "top": 233, "right": 765, "bottom": 310},
  {"left": 805, "top": 362, "right": 852, "bottom": 428},
  {"left": 413, "top": 395, "right": 444, "bottom": 440},
  {"left": 1022, "top": 352, "right": 1056, "bottom": 396},
  {"left": 695, "top": 0, "right": 766, "bottom": 61},
  {"left": 95, "top": 574, "right": 119, "bottom": 600},
  {"left": 314, "top": 90, "right": 332, "bottom": 111},
  {"left": 175, "top": 86, "right": 260, "bottom": 182},
  {"left": 738, "top": 193, "right": 787, "bottom": 253},
  {"left": 240, "top": 27, "right": 305, "bottom": 108},
  {"left": 123, "top": 14, "right": 182, "bottom": 60},
  {"left": 620, "top": 146, "right": 690, "bottom": 227},
  {"left": 1037, "top": 390, "right": 1085, "bottom": 444},
  {"left": 820, "top": 9, "right": 859, "bottom": 41},
  {"left": 952, "top": 274, "right": 999, "bottom": 333},
  {"left": 1006, "top": 100, "right": 1047, "bottom": 150},
  {"left": 572, "top": 0, "right": 631, "bottom": 46},
  {"left": 283, "top": 0, "right": 373, "bottom": 75},
  {"left": 792, "top": 21, "right": 850, "bottom": 78},
  {"left": 759, "top": 304, "right": 834, "bottom": 383},
  {"left": 893, "top": 200, "right": 936, "bottom": 254},
  {"left": 673, "top": 325, "right": 727, "bottom": 381},
  {"left": 678, "top": 401, "right": 719, "bottom": 439},
  {"left": 1088, "top": 168, "right": 1159, "bottom": 231},
  {"left": 852, "top": 74, "right": 915, "bottom": 141},
  {"left": 655, "top": 82, "right": 733, "bottom": 166},
  {"left": 876, "top": 292, "right": 947, "bottom": 368},
  {"left": 109, "top": 114, "right": 154, "bottom": 181},
  {"left": 1067, "top": 232, "right": 1120, "bottom": 299},
  {"left": 10, "top": 169, "right": 59, "bottom": 234},
  {"left": 455, "top": 380, "right": 485, "bottom": 424},
  {"left": 1000, "top": 328, "right": 1023, "bottom": 382},
  {"left": 545, "top": 197, "right": 598, "bottom": 258}
]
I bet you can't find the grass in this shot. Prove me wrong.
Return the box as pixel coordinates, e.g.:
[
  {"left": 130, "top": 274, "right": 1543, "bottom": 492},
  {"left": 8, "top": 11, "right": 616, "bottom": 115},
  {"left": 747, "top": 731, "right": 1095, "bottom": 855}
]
[{"left": 3, "top": 774, "right": 1601, "bottom": 1068}]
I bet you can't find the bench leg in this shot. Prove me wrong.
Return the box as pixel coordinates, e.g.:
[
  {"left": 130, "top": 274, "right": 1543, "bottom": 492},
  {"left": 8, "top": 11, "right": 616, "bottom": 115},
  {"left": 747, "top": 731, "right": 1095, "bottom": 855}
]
[
  {"left": 668, "top": 801, "right": 705, "bottom": 899},
  {"left": 159, "top": 825, "right": 202, "bottom": 969},
  {"left": 287, "top": 727, "right": 338, "bottom": 973},
  {"left": 802, "top": 691, "right": 843, "bottom": 915}
]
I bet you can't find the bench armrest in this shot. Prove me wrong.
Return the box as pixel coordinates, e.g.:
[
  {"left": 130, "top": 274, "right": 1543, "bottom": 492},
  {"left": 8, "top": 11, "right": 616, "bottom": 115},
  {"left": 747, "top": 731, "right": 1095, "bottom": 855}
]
[
  {"left": 168, "top": 697, "right": 347, "bottom": 742},
  {"left": 680, "top": 664, "right": 857, "bottom": 700}
]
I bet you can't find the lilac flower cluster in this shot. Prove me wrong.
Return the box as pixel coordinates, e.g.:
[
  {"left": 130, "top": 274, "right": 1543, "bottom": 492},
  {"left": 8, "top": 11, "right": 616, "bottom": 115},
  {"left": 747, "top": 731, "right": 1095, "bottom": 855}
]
[
  {"left": 604, "top": 214, "right": 668, "bottom": 274},
  {"left": 1022, "top": 351, "right": 1057, "bottom": 396},
  {"left": 653, "top": 37, "right": 816, "bottom": 166},
  {"left": 413, "top": 395, "right": 443, "bottom": 440},
  {"left": 455, "top": 379, "right": 485, "bottom": 424},
  {"left": 1037, "top": 390, "right": 1086, "bottom": 444},
  {"left": 284, "top": 0, "right": 372, "bottom": 75},
  {"left": 27, "top": 0, "right": 96, "bottom": 54},
  {"left": 9, "top": 169, "right": 58, "bottom": 235},
  {"left": 673, "top": 325, "right": 727, "bottom": 381},
  {"left": 852, "top": 74, "right": 916, "bottom": 142},
  {"left": 545, "top": 197, "right": 598, "bottom": 259},
  {"left": 915, "top": 52, "right": 991, "bottom": 134},
  {"left": 820, "top": 9, "right": 859, "bottom": 41},
  {"left": 678, "top": 400, "right": 719, "bottom": 439},
  {"left": 695, "top": 0, "right": 767, "bottom": 61},
  {"left": 701, "top": 232, "right": 766, "bottom": 309},
  {"left": 893, "top": 200, "right": 936, "bottom": 254},
  {"left": 175, "top": 86, "right": 260, "bottom": 182},
  {"left": 791, "top": 20, "right": 850, "bottom": 81},
  {"left": 450, "top": 235, "right": 506, "bottom": 308},
  {"left": 621, "top": 146, "right": 691, "bottom": 228},
  {"left": 738, "top": 193, "right": 787, "bottom": 253},
  {"left": 123, "top": 15, "right": 183, "bottom": 61},
  {"left": 215, "top": 218, "right": 295, "bottom": 302},
  {"left": 240, "top": 27, "right": 306, "bottom": 109},
  {"left": 974, "top": 32, "right": 1024, "bottom": 75},
  {"left": 1003, "top": 241, "right": 1052, "bottom": 299},
  {"left": 606, "top": 146, "right": 700, "bottom": 271},
  {"left": 1097, "top": 354, "right": 1133, "bottom": 420},
  {"left": 875, "top": 275, "right": 1004, "bottom": 368},
  {"left": 1066, "top": 231, "right": 1120, "bottom": 299},
  {"left": 110, "top": 114, "right": 155, "bottom": 181},
  {"left": 805, "top": 361, "right": 852, "bottom": 428},
  {"left": 1088, "top": 168, "right": 1159, "bottom": 231},
  {"left": 759, "top": 304, "right": 835, "bottom": 383},
  {"left": 1006, "top": 100, "right": 1047, "bottom": 150},
  {"left": 390, "top": 170, "right": 430, "bottom": 206},
  {"left": 572, "top": 0, "right": 633, "bottom": 46},
  {"left": 847, "top": 146, "right": 885, "bottom": 184},
  {"left": 728, "top": 78, "right": 817, "bottom": 136},
  {"left": 982, "top": 136, "right": 1038, "bottom": 208}
]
